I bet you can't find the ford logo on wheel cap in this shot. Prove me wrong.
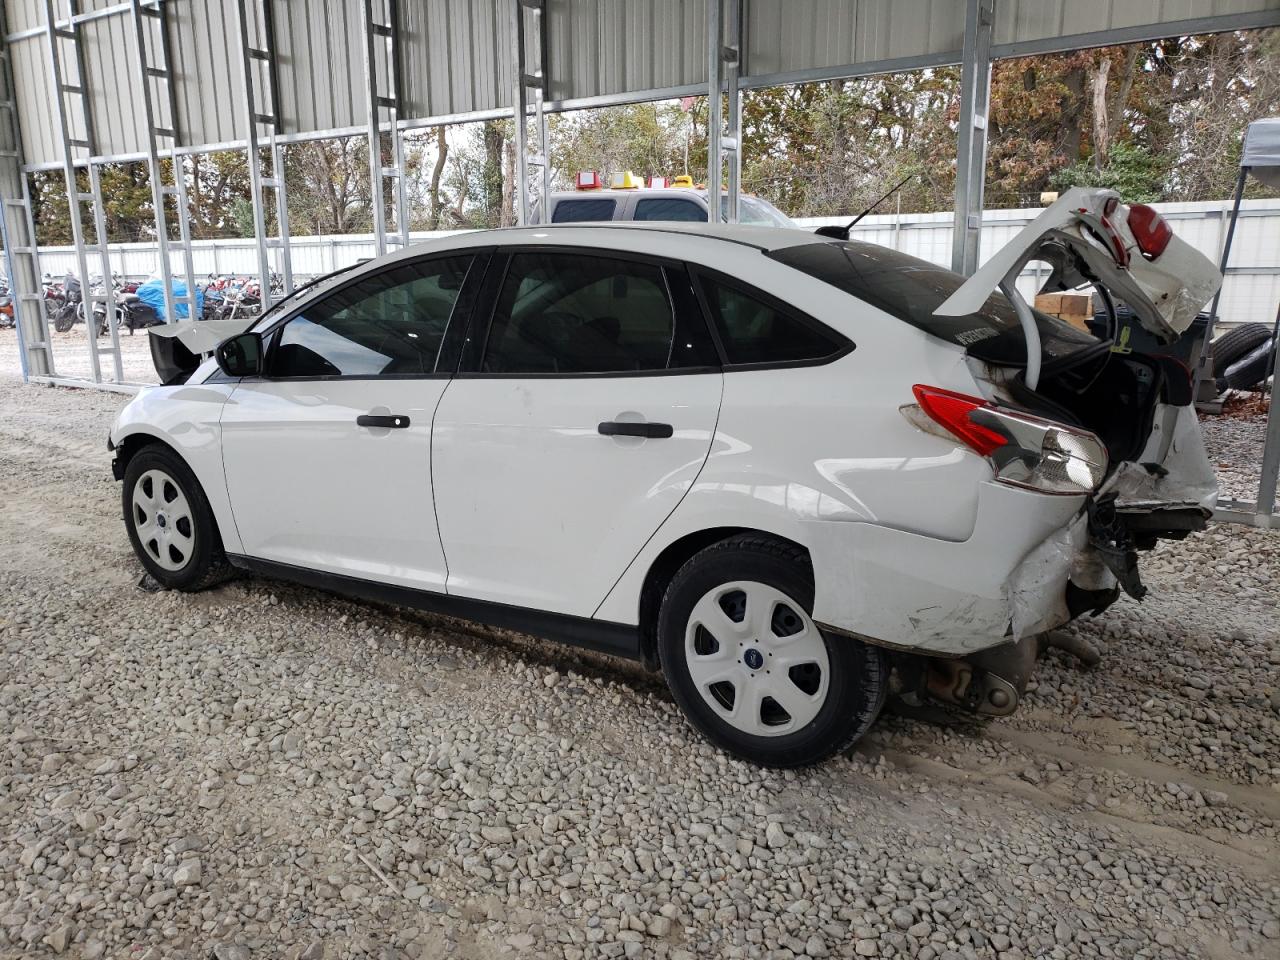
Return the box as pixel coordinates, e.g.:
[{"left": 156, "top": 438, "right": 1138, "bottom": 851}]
[{"left": 743, "top": 648, "right": 764, "bottom": 670}]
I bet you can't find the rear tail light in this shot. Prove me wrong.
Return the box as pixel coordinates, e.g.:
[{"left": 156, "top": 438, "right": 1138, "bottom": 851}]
[
  {"left": 1127, "top": 203, "right": 1173, "bottom": 260},
  {"left": 910, "top": 385, "right": 1109, "bottom": 495}
]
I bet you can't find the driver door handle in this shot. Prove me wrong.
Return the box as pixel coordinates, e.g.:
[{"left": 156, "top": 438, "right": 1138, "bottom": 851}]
[
  {"left": 598, "top": 420, "right": 673, "bottom": 439},
  {"left": 357, "top": 414, "right": 410, "bottom": 429}
]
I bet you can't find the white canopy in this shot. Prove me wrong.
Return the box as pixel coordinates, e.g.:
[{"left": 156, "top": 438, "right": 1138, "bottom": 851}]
[{"left": 1242, "top": 118, "right": 1280, "bottom": 188}]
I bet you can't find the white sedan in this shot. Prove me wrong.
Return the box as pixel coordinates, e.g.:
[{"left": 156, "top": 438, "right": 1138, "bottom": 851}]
[{"left": 111, "top": 189, "right": 1222, "bottom": 767}]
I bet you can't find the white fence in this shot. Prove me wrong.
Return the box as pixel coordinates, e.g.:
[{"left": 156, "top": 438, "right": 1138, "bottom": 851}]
[{"left": 28, "top": 198, "right": 1280, "bottom": 325}]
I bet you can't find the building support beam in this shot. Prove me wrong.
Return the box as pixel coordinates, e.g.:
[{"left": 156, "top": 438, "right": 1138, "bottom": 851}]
[
  {"left": 0, "top": 2, "right": 51, "bottom": 380},
  {"left": 234, "top": 0, "right": 274, "bottom": 307},
  {"left": 510, "top": 0, "right": 549, "bottom": 226},
  {"left": 951, "top": 0, "right": 994, "bottom": 276},
  {"left": 723, "top": 0, "right": 743, "bottom": 223},
  {"left": 705, "top": 0, "right": 723, "bottom": 222}
]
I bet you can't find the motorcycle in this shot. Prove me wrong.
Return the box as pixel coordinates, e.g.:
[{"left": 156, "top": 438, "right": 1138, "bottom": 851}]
[{"left": 51, "top": 272, "right": 82, "bottom": 333}]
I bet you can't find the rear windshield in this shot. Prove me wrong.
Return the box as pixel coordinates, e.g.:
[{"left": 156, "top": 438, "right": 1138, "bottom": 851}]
[
  {"left": 767, "top": 240, "right": 1096, "bottom": 365},
  {"left": 552, "top": 198, "right": 617, "bottom": 223}
]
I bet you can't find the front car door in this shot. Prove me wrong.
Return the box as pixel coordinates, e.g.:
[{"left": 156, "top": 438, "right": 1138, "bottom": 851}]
[
  {"left": 431, "top": 247, "right": 723, "bottom": 616},
  {"left": 219, "top": 254, "right": 477, "bottom": 590}
]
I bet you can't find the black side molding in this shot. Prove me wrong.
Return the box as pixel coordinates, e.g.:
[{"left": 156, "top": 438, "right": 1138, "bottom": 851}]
[{"left": 224, "top": 555, "right": 641, "bottom": 661}]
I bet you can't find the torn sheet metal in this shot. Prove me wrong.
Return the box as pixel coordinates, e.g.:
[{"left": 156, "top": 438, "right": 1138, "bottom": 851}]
[
  {"left": 148, "top": 318, "right": 257, "bottom": 356},
  {"left": 1004, "top": 518, "right": 1078, "bottom": 641},
  {"left": 1107, "top": 404, "right": 1219, "bottom": 511}
]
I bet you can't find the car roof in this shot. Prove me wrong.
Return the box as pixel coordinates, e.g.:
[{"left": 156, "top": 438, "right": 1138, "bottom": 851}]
[
  {"left": 550, "top": 188, "right": 708, "bottom": 201},
  {"left": 391, "top": 222, "right": 828, "bottom": 259}
]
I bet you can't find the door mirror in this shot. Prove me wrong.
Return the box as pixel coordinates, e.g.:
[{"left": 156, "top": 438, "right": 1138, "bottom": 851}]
[{"left": 216, "top": 332, "right": 263, "bottom": 378}]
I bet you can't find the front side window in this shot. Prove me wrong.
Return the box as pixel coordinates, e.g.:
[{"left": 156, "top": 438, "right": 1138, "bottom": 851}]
[
  {"left": 551, "top": 199, "right": 617, "bottom": 223},
  {"left": 698, "top": 274, "right": 846, "bottom": 366},
  {"left": 270, "top": 257, "right": 472, "bottom": 378},
  {"left": 634, "top": 197, "right": 706, "bottom": 222},
  {"left": 482, "top": 252, "right": 715, "bottom": 374}
]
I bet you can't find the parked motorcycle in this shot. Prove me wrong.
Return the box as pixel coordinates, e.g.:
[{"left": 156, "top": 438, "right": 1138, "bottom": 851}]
[{"left": 51, "top": 271, "right": 82, "bottom": 333}]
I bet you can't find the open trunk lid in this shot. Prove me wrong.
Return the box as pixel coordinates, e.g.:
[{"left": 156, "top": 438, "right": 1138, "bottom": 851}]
[{"left": 936, "top": 187, "right": 1221, "bottom": 343}]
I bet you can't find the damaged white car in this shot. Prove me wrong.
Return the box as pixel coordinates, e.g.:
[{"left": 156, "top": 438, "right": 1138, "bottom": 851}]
[{"left": 109, "top": 188, "right": 1221, "bottom": 767}]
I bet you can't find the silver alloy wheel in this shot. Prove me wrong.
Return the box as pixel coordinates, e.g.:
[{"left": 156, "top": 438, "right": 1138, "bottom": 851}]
[
  {"left": 131, "top": 468, "right": 195, "bottom": 572},
  {"left": 684, "top": 580, "right": 830, "bottom": 737}
]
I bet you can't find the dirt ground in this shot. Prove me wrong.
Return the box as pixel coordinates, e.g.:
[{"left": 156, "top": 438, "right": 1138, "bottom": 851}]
[{"left": 0, "top": 369, "right": 1277, "bottom": 960}]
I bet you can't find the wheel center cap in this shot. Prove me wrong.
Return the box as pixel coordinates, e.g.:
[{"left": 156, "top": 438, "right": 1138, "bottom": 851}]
[
  {"left": 156, "top": 513, "right": 167, "bottom": 528},
  {"left": 743, "top": 648, "right": 764, "bottom": 670}
]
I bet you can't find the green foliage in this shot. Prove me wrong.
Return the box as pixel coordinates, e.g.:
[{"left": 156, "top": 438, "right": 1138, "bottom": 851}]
[{"left": 1050, "top": 141, "right": 1169, "bottom": 202}]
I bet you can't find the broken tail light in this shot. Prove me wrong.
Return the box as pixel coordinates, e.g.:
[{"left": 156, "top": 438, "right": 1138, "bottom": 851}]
[
  {"left": 910, "top": 385, "right": 1109, "bottom": 495},
  {"left": 1126, "top": 203, "right": 1173, "bottom": 260}
]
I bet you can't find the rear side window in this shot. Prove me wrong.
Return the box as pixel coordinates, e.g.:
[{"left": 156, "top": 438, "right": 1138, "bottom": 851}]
[
  {"left": 766, "top": 240, "right": 1095, "bottom": 365},
  {"left": 697, "top": 274, "right": 845, "bottom": 366},
  {"left": 634, "top": 198, "right": 706, "bottom": 222},
  {"left": 482, "top": 252, "right": 717, "bottom": 374},
  {"left": 552, "top": 199, "right": 616, "bottom": 223}
]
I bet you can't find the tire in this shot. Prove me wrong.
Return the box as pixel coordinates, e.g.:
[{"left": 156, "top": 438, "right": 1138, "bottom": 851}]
[
  {"left": 1221, "top": 337, "right": 1276, "bottom": 391},
  {"left": 121, "top": 445, "right": 233, "bottom": 591},
  {"left": 1212, "top": 323, "right": 1271, "bottom": 377},
  {"left": 657, "top": 534, "right": 887, "bottom": 768},
  {"left": 53, "top": 309, "right": 75, "bottom": 333}
]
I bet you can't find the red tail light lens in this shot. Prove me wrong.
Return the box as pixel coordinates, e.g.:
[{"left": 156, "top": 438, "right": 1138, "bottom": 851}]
[
  {"left": 911, "top": 385, "right": 1008, "bottom": 456},
  {"left": 1127, "top": 203, "right": 1173, "bottom": 260},
  {"left": 909, "top": 385, "right": 1109, "bottom": 495}
]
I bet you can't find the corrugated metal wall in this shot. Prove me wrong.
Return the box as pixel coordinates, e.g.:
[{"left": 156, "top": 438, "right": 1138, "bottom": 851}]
[
  {"left": 545, "top": 0, "right": 706, "bottom": 102},
  {"left": 745, "top": 0, "right": 965, "bottom": 81},
  {"left": 2, "top": 0, "right": 1278, "bottom": 167},
  {"left": 401, "top": 0, "right": 514, "bottom": 117}
]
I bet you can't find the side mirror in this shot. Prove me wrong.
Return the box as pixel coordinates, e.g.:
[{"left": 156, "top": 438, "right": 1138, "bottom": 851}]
[{"left": 216, "top": 332, "right": 263, "bottom": 378}]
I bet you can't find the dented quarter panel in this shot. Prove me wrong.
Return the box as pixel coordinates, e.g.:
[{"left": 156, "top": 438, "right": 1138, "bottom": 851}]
[
  {"left": 1107, "top": 403, "right": 1219, "bottom": 511},
  {"left": 805, "top": 483, "right": 1085, "bottom": 655}
]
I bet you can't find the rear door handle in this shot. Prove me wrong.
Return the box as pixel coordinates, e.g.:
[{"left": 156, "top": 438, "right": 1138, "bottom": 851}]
[
  {"left": 357, "top": 414, "right": 411, "bottom": 429},
  {"left": 598, "top": 420, "right": 673, "bottom": 439}
]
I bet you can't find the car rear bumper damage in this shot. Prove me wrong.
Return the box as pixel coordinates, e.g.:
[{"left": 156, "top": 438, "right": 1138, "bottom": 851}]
[{"left": 807, "top": 469, "right": 1213, "bottom": 717}]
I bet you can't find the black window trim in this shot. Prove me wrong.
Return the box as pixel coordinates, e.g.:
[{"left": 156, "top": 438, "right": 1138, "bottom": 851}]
[
  {"left": 688, "top": 263, "right": 855, "bottom": 372},
  {"left": 249, "top": 249, "right": 490, "bottom": 383},
  {"left": 454, "top": 244, "right": 723, "bottom": 380}
]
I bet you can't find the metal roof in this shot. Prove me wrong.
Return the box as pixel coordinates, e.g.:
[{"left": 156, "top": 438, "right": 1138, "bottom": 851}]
[{"left": 4, "top": 0, "right": 1276, "bottom": 168}]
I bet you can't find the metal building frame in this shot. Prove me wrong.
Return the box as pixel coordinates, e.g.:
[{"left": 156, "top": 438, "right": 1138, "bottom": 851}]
[{"left": 1, "top": 0, "right": 1278, "bottom": 524}]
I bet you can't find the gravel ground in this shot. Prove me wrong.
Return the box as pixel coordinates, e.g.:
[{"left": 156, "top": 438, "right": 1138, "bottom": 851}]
[
  {"left": 0, "top": 376, "right": 1277, "bottom": 960},
  {"left": 0, "top": 327, "right": 159, "bottom": 386}
]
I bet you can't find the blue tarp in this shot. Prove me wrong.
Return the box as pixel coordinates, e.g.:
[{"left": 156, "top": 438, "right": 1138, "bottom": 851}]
[{"left": 136, "top": 277, "right": 204, "bottom": 321}]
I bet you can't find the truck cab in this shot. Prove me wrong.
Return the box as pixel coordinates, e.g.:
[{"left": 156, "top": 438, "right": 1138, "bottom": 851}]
[{"left": 533, "top": 172, "right": 795, "bottom": 227}]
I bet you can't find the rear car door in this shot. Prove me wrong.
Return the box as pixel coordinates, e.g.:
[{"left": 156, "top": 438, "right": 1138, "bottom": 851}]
[
  {"left": 219, "top": 254, "right": 476, "bottom": 589},
  {"left": 431, "top": 248, "right": 723, "bottom": 616}
]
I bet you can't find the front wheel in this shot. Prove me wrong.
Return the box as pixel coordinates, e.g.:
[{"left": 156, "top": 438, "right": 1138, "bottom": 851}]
[
  {"left": 658, "top": 534, "right": 887, "bottom": 767},
  {"left": 122, "top": 445, "right": 232, "bottom": 591}
]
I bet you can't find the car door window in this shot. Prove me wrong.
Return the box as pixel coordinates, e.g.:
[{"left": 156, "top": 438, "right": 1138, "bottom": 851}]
[
  {"left": 270, "top": 257, "right": 471, "bottom": 378},
  {"left": 551, "top": 199, "right": 617, "bottom": 223},
  {"left": 482, "top": 252, "right": 716, "bottom": 374},
  {"left": 634, "top": 198, "right": 705, "bottom": 222},
  {"left": 698, "top": 274, "right": 846, "bottom": 366}
]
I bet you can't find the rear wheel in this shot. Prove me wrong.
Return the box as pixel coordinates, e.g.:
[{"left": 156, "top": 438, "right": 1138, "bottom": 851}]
[
  {"left": 657, "top": 535, "right": 887, "bottom": 767},
  {"left": 122, "top": 445, "right": 232, "bottom": 591}
]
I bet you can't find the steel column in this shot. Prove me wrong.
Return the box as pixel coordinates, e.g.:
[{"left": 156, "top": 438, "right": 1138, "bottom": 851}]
[
  {"left": 363, "top": 0, "right": 410, "bottom": 251},
  {"left": 234, "top": 0, "right": 273, "bottom": 307},
  {"left": 0, "top": 2, "right": 52, "bottom": 380},
  {"left": 723, "top": 0, "right": 743, "bottom": 223},
  {"left": 129, "top": 0, "right": 177, "bottom": 327},
  {"left": 1195, "top": 165, "right": 1248, "bottom": 399},
  {"left": 46, "top": 0, "right": 102, "bottom": 381},
  {"left": 951, "top": 0, "right": 995, "bottom": 276},
  {"left": 705, "top": 0, "right": 723, "bottom": 223},
  {"left": 510, "top": 0, "right": 549, "bottom": 226}
]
